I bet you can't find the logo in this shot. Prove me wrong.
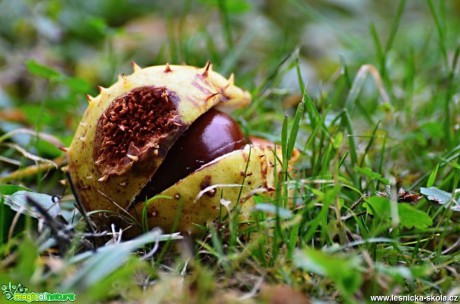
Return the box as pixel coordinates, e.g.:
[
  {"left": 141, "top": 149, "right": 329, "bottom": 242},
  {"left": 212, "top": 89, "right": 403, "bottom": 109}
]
[{"left": 1, "top": 282, "right": 76, "bottom": 302}]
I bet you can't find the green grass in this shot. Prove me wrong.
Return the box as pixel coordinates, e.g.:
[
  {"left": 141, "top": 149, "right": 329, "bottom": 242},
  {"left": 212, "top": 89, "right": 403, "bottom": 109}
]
[{"left": 1, "top": 1, "right": 460, "bottom": 303}]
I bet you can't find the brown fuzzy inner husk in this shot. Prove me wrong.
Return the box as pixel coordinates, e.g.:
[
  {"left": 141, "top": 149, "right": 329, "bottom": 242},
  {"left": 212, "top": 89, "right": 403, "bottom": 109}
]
[{"left": 93, "top": 86, "right": 180, "bottom": 178}]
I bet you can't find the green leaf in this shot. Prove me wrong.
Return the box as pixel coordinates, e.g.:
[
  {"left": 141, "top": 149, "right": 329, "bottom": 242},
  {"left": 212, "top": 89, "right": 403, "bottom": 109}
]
[
  {"left": 332, "top": 132, "right": 343, "bottom": 149},
  {"left": 17, "top": 236, "right": 39, "bottom": 281},
  {"left": 33, "top": 138, "right": 63, "bottom": 158},
  {"left": 198, "top": 0, "right": 251, "bottom": 13},
  {"left": 286, "top": 99, "right": 304, "bottom": 162},
  {"left": 62, "top": 77, "right": 92, "bottom": 93},
  {"left": 294, "top": 248, "right": 362, "bottom": 298},
  {"left": 281, "top": 114, "right": 288, "bottom": 163},
  {"left": 0, "top": 185, "right": 32, "bottom": 195},
  {"left": 224, "top": 0, "right": 251, "bottom": 13},
  {"left": 397, "top": 203, "right": 432, "bottom": 229},
  {"left": 26, "top": 60, "right": 91, "bottom": 93},
  {"left": 0, "top": 195, "right": 5, "bottom": 242},
  {"left": 426, "top": 164, "right": 439, "bottom": 188},
  {"left": 363, "top": 196, "right": 390, "bottom": 218},
  {"left": 364, "top": 196, "right": 432, "bottom": 229},
  {"left": 87, "top": 17, "right": 110, "bottom": 35},
  {"left": 25, "top": 60, "right": 62, "bottom": 80},
  {"left": 354, "top": 166, "right": 390, "bottom": 185}
]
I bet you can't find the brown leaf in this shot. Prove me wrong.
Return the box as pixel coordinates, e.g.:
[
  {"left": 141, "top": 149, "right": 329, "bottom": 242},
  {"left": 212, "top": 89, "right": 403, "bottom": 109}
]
[
  {"left": 258, "top": 284, "right": 310, "bottom": 304},
  {"left": 398, "top": 188, "right": 422, "bottom": 204}
]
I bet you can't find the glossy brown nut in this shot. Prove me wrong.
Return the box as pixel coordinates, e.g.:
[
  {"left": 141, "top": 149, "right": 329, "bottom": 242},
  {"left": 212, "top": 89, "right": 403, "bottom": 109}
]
[{"left": 136, "top": 108, "right": 247, "bottom": 201}]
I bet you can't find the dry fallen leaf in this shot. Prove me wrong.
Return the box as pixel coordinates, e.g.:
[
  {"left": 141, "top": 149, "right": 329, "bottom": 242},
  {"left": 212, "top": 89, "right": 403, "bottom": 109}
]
[{"left": 258, "top": 284, "right": 309, "bottom": 304}]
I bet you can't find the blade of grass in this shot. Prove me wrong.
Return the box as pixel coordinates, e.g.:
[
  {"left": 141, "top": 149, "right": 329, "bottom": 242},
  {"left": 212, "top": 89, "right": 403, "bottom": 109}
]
[
  {"left": 427, "top": 0, "right": 448, "bottom": 69},
  {"left": 376, "top": 130, "right": 387, "bottom": 190},
  {"left": 63, "top": 230, "right": 182, "bottom": 290},
  {"left": 381, "top": 0, "right": 406, "bottom": 78},
  {"left": 341, "top": 111, "right": 358, "bottom": 169},
  {"left": 217, "top": 0, "right": 234, "bottom": 49}
]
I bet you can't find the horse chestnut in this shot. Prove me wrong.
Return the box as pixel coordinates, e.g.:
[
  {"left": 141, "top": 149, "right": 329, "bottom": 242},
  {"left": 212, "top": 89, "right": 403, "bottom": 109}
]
[
  {"left": 67, "top": 63, "right": 298, "bottom": 235},
  {"left": 136, "top": 108, "right": 247, "bottom": 200}
]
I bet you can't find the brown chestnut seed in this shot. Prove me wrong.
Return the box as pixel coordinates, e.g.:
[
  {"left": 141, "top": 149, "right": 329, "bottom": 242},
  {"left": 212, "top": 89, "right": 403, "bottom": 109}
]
[{"left": 136, "top": 108, "right": 247, "bottom": 202}]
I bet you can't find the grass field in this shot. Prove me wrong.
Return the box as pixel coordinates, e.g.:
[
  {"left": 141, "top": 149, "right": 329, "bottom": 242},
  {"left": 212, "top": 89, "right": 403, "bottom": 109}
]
[{"left": 1, "top": 1, "right": 460, "bottom": 303}]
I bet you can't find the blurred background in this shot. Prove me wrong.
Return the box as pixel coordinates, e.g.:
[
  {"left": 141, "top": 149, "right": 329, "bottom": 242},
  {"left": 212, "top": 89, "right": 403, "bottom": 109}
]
[{"left": 1, "top": 2, "right": 460, "bottom": 301}]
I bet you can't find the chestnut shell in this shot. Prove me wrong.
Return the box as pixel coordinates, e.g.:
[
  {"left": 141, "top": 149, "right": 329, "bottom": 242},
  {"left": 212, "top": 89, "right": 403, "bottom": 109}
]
[
  {"left": 67, "top": 63, "right": 298, "bottom": 235},
  {"left": 68, "top": 64, "right": 251, "bottom": 215}
]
